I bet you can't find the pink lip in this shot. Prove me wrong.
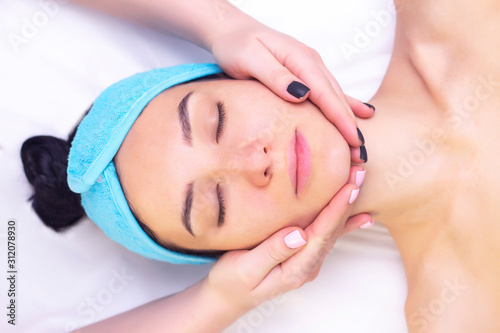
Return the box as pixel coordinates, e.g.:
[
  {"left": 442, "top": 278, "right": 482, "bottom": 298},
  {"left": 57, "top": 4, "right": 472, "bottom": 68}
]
[{"left": 287, "top": 130, "right": 311, "bottom": 195}]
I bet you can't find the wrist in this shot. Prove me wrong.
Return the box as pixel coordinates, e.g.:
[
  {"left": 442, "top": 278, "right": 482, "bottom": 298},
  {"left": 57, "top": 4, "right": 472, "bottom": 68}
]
[
  {"left": 199, "top": 277, "right": 254, "bottom": 319},
  {"left": 202, "top": 1, "right": 259, "bottom": 52}
]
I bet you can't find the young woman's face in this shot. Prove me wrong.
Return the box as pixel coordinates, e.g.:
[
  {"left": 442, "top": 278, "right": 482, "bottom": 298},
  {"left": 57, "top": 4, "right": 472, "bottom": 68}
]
[{"left": 114, "top": 78, "right": 350, "bottom": 251}]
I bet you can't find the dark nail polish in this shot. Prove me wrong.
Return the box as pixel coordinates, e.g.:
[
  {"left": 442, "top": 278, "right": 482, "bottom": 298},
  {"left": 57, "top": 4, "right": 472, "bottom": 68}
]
[
  {"left": 360, "top": 145, "right": 368, "bottom": 163},
  {"left": 363, "top": 102, "right": 375, "bottom": 111},
  {"left": 357, "top": 128, "right": 365, "bottom": 145},
  {"left": 287, "top": 81, "right": 310, "bottom": 99}
]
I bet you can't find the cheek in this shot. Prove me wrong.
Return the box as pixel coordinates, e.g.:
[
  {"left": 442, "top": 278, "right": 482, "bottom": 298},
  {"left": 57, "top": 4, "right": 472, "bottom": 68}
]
[
  {"left": 223, "top": 190, "right": 293, "bottom": 249},
  {"left": 229, "top": 88, "right": 297, "bottom": 141},
  {"left": 234, "top": 115, "right": 288, "bottom": 145},
  {"left": 305, "top": 138, "right": 350, "bottom": 209}
]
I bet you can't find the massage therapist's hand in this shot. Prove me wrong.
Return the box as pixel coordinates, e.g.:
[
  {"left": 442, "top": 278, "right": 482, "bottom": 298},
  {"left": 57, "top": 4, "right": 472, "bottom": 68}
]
[
  {"left": 72, "top": 0, "right": 374, "bottom": 162},
  {"left": 75, "top": 172, "right": 371, "bottom": 333},
  {"left": 207, "top": 3, "right": 374, "bottom": 162},
  {"left": 204, "top": 166, "right": 373, "bottom": 317}
]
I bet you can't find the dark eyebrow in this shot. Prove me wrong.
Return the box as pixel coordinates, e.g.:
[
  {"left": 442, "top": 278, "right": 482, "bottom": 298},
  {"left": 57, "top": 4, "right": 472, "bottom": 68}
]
[
  {"left": 178, "top": 91, "right": 194, "bottom": 146},
  {"left": 182, "top": 182, "right": 195, "bottom": 237}
]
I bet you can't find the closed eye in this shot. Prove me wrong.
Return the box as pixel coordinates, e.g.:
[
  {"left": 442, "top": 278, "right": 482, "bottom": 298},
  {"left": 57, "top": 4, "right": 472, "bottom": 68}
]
[
  {"left": 216, "top": 184, "right": 225, "bottom": 227},
  {"left": 216, "top": 101, "right": 226, "bottom": 143}
]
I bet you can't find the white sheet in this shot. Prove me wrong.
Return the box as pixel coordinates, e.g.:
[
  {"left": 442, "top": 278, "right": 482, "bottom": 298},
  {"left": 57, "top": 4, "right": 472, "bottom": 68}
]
[{"left": 0, "top": 0, "right": 408, "bottom": 332}]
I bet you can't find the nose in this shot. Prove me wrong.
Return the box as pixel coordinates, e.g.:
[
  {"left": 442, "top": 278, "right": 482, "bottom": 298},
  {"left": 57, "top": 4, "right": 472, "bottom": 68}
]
[{"left": 222, "top": 138, "right": 272, "bottom": 187}]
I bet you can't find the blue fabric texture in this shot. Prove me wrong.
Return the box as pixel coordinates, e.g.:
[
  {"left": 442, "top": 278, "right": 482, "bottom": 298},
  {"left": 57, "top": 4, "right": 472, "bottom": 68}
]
[{"left": 67, "top": 63, "right": 223, "bottom": 264}]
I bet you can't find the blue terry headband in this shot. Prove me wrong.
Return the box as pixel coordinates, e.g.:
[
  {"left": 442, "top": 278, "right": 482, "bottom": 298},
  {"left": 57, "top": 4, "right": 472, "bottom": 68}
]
[{"left": 67, "top": 63, "right": 223, "bottom": 265}]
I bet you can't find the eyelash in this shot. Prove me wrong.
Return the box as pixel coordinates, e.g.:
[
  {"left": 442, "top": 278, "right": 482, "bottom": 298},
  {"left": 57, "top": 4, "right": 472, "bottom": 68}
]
[
  {"left": 216, "top": 101, "right": 226, "bottom": 143},
  {"left": 216, "top": 101, "right": 226, "bottom": 227},
  {"left": 216, "top": 184, "right": 225, "bottom": 227}
]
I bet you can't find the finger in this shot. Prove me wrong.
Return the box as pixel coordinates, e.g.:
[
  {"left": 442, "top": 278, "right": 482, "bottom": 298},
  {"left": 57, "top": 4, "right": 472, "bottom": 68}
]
[
  {"left": 347, "top": 165, "right": 366, "bottom": 187},
  {"left": 317, "top": 66, "right": 374, "bottom": 120},
  {"left": 305, "top": 183, "right": 359, "bottom": 240},
  {"left": 274, "top": 188, "right": 358, "bottom": 287},
  {"left": 236, "top": 227, "right": 307, "bottom": 286},
  {"left": 350, "top": 145, "right": 368, "bottom": 164},
  {"left": 341, "top": 214, "right": 374, "bottom": 236},
  {"left": 300, "top": 166, "right": 363, "bottom": 249},
  {"left": 288, "top": 185, "right": 359, "bottom": 281},
  {"left": 309, "top": 56, "right": 369, "bottom": 148},
  {"left": 312, "top": 55, "right": 353, "bottom": 116},
  {"left": 346, "top": 95, "right": 375, "bottom": 118},
  {"left": 243, "top": 42, "right": 311, "bottom": 102},
  {"left": 249, "top": 36, "right": 361, "bottom": 147},
  {"left": 259, "top": 182, "right": 363, "bottom": 294},
  {"left": 283, "top": 56, "right": 361, "bottom": 147},
  {"left": 299, "top": 76, "right": 361, "bottom": 148}
]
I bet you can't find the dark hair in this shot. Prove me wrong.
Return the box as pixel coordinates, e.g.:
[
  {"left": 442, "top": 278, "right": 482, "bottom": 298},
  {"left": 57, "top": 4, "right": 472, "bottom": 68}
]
[
  {"left": 21, "top": 111, "right": 88, "bottom": 231},
  {"left": 136, "top": 219, "right": 225, "bottom": 258},
  {"left": 21, "top": 73, "right": 230, "bottom": 258}
]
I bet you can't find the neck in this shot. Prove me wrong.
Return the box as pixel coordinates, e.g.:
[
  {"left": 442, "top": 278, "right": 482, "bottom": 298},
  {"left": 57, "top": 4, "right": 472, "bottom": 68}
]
[
  {"left": 348, "top": 90, "right": 450, "bottom": 279},
  {"left": 349, "top": 72, "right": 448, "bottom": 235},
  {"left": 343, "top": 43, "right": 476, "bottom": 284}
]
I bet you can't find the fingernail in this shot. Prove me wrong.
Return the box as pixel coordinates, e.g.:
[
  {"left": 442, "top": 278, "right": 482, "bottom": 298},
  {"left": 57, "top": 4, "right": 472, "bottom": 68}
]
[
  {"left": 349, "top": 188, "right": 359, "bottom": 205},
  {"left": 287, "top": 81, "right": 310, "bottom": 99},
  {"left": 284, "top": 230, "right": 307, "bottom": 249},
  {"left": 360, "top": 220, "right": 374, "bottom": 229},
  {"left": 363, "top": 102, "right": 375, "bottom": 111},
  {"left": 355, "top": 170, "right": 366, "bottom": 187},
  {"left": 359, "top": 145, "right": 368, "bottom": 163},
  {"left": 357, "top": 128, "right": 365, "bottom": 145}
]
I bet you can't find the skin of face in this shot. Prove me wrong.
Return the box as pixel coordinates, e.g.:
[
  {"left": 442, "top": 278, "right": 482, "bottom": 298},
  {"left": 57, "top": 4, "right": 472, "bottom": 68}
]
[{"left": 113, "top": 78, "right": 350, "bottom": 251}]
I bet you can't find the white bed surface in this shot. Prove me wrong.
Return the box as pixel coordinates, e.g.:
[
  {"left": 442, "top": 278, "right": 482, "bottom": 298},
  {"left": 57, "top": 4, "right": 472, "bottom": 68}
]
[{"left": 0, "top": 0, "right": 408, "bottom": 332}]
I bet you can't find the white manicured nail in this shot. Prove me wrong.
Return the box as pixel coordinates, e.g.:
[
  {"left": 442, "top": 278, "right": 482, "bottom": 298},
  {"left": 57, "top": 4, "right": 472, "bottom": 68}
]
[
  {"left": 284, "top": 230, "right": 307, "bottom": 249},
  {"left": 355, "top": 170, "right": 366, "bottom": 187},
  {"left": 360, "top": 220, "right": 374, "bottom": 229},
  {"left": 349, "top": 188, "right": 359, "bottom": 204}
]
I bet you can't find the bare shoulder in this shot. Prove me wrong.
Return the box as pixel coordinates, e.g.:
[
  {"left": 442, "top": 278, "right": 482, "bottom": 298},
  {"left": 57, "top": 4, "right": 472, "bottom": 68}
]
[
  {"left": 407, "top": 301, "right": 500, "bottom": 333},
  {"left": 390, "top": 0, "right": 500, "bottom": 106},
  {"left": 405, "top": 271, "right": 500, "bottom": 333},
  {"left": 396, "top": 0, "right": 500, "bottom": 44}
]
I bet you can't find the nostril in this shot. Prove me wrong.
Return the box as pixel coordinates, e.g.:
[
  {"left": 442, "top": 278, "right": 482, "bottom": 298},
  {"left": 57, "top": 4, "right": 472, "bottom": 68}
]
[
  {"left": 264, "top": 168, "right": 269, "bottom": 177},
  {"left": 263, "top": 147, "right": 267, "bottom": 154}
]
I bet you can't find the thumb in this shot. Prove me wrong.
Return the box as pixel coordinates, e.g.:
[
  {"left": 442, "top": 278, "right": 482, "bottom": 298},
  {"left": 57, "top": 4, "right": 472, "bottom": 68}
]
[{"left": 237, "top": 227, "right": 307, "bottom": 285}]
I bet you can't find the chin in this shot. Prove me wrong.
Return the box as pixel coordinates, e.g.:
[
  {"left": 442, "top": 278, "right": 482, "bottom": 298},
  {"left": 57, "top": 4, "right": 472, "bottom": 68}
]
[{"left": 308, "top": 126, "right": 350, "bottom": 194}]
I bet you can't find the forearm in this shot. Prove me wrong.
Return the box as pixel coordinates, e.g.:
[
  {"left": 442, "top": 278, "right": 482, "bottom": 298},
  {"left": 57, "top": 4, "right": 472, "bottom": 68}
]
[
  {"left": 76, "top": 278, "right": 247, "bottom": 333},
  {"left": 69, "top": 0, "right": 248, "bottom": 50}
]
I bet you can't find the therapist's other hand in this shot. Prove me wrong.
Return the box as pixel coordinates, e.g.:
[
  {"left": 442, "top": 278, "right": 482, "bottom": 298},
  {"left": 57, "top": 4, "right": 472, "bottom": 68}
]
[
  {"left": 208, "top": 5, "right": 374, "bottom": 156},
  {"left": 290, "top": 165, "right": 372, "bottom": 282},
  {"left": 204, "top": 166, "right": 372, "bottom": 313}
]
